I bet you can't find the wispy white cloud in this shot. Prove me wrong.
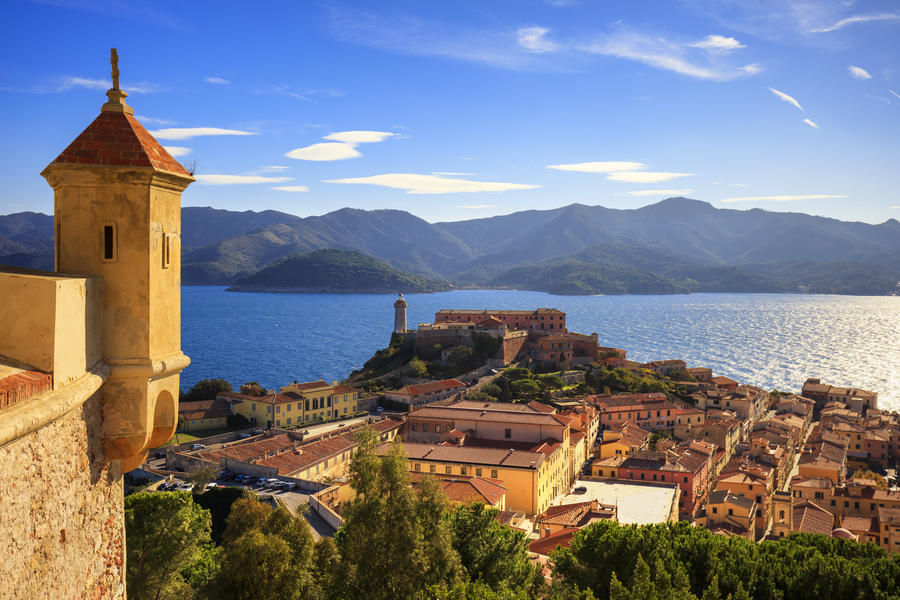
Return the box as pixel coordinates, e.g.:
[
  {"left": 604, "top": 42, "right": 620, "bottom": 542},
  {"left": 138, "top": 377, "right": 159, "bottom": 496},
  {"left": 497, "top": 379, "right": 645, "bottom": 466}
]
[
  {"left": 323, "top": 131, "right": 397, "bottom": 143},
  {"left": 811, "top": 13, "right": 900, "bottom": 33},
  {"left": 690, "top": 34, "right": 745, "bottom": 54},
  {"left": 253, "top": 85, "right": 343, "bottom": 102},
  {"left": 204, "top": 76, "right": 230, "bottom": 85},
  {"left": 162, "top": 146, "right": 192, "bottom": 157},
  {"left": 260, "top": 165, "right": 290, "bottom": 171},
  {"left": 195, "top": 174, "right": 292, "bottom": 185},
  {"left": 325, "top": 7, "right": 550, "bottom": 70},
  {"left": 722, "top": 194, "right": 846, "bottom": 203},
  {"left": 769, "top": 87, "right": 804, "bottom": 111},
  {"left": 803, "top": 118, "right": 819, "bottom": 128},
  {"left": 136, "top": 115, "right": 175, "bottom": 126},
  {"left": 866, "top": 95, "right": 890, "bottom": 104},
  {"left": 848, "top": 65, "right": 872, "bottom": 80},
  {"left": 271, "top": 185, "right": 309, "bottom": 192},
  {"left": 627, "top": 189, "right": 694, "bottom": 197},
  {"left": 286, "top": 142, "right": 361, "bottom": 161},
  {"left": 583, "top": 30, "right": 760, "bottom": 81},
  {"left": 891, "top": 90, "right": 900, "bottom": 101},
  {"left": 59, "top": 76, "right": 108, "bottom": 91},
  {"left": 891, "top": 205, "right": 900, "bottom": 209},
  {"left": 150, "top": 127, "right": 258, "bottom": 141},
  {"left": 517, "top": 26, "right": 559, "bottom": 53},
  {"left": 287, "top": 130, "right": 397, "bottom": 161},
  {"left": 461, "top": 204, "right": 499, "bottom": 209},
  {"left": 546, "top": 161, "right": 646, "bottom": 173},
  {"left": 608, "top": 171, "right": 694, "bottom": 183},
  {"left": 324, "top": 173, "right": 539, "bottom": 194}
]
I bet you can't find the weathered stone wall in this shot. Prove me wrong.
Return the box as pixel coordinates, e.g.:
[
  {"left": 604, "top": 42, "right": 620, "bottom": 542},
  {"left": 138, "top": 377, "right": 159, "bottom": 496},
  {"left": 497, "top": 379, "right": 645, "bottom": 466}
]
[{"left": 0, "top": 393, "right": 124, "bottom": 600}]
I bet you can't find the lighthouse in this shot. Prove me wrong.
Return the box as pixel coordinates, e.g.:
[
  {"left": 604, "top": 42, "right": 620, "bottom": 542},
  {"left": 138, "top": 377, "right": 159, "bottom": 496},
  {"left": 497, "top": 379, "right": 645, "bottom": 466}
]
[{"left": 393, "top": 293, "right": 408, "bottom": 334}]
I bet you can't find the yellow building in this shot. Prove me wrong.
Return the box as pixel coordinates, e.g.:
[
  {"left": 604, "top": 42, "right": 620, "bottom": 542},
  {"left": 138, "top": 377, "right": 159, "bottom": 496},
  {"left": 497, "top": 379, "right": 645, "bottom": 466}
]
[
  {"left": 0, "top": 50, "right": 190, "bottom": 598},
  {"left": 229, "top": 380, "right": 359, "bottom": 428},
  {"left": 394, "top": 441, "right": 567, "bottom": 515},
  {"left": 599, "top": 422, "right": 651, "bottom": 459}
]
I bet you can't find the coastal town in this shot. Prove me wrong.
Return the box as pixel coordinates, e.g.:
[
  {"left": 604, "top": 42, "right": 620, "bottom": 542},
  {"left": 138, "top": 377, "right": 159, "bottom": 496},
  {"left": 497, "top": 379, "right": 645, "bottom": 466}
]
[{"left": 164, "top": 298, "right": 900, "bottom": 557}]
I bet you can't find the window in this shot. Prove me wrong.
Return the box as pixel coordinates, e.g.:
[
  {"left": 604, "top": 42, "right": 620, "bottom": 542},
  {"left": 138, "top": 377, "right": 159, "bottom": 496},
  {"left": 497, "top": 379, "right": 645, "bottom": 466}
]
[
  {"left": 101, "top": 223, "right": 117, "bottom": 262},
  {"left": 313, "top": 399, "right": 318, "bottom": 410},
  {"left": 491, "top": 469, "right": 498, "bottom": 479},
  {"left": 429, "top": 464, "right": 436, "bottom": 473},
  {"left": 297, "top": 403, "right": 301, "bottom": 410},
  {"left": 505, "top": 428, "right": 511, "bottom": 439},
  {"left": 712, "top": 507, "right": 718, "bottom": 514},
  {"left": 460, "top": 467, "right": 468, "bottom": 475},
  {"left": 411, "top": 424, "right": 417, "bottom": 431},
  {"left": 287, "top": 418, "right": 291, "bottom": 424},
  {"left": 251, "top": 403, "right": 256, "bottom": 411},
  {"left": 476, "top": 468, "right": 482, "bottom": 477},
  {"left": 445, "top": 466, "right": 452, "bottom": 474},
  {"left": 728, "top": 508, "right": 734, "bottom": 516},
  {"left": 305, "top": 400, "right": 310, "bottom": 411},
  {"left": 414, "top": 463, "right": 420, "bottom": 472},
  {"left": 815, "top": 492, "right": 824, "bottom": 500},
  {"left": 161, "top": 233, "right": 171, "bottom": 269}
]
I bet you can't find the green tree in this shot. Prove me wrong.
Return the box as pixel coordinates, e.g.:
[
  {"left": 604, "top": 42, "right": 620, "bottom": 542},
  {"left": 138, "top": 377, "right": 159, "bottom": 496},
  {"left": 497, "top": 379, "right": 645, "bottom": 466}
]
[
  {"left": 481, "top": 382, "right": 502, "bottom": 398},
  {"left": 510, "top": 379, "right": 541, "bottom": 398},
  {"left": 239, "top": 381, "right": 267, "bottom": 396},
  {"left": 214, "top": 495, "right": 318, "bottom": 600},
  {"left": 185, "top": 465, "right": 218, "bottom": 490},
  {"left": 537, "top": 374, "right": 565, "bottom": 389},
  {"left": 448, "top": 503, "right": 538, "bottom": 592},
  {"left": 184, "top": 378, "right": 233, "bottom": 402},
  {"left": 407, "top": 356, "right": 429, "bottom": 378},
  {"left": 335, "top": 428, "right": 462, "bottom": 599},
  {"left": 125, "top": 491, "right": 212, "bottom": 600},
  {"left": 448, "top": 345, "right": 476, "bottom": 372},
  {"left": 226, "top": 412, "right": 251, "bottom": 429}
]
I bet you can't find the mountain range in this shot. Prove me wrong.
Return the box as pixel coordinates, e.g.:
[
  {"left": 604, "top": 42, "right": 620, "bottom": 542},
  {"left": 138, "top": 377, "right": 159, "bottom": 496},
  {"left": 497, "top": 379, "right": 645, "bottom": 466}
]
[{"left": 2, "top": 198, "right": 899, "bottom": 295}]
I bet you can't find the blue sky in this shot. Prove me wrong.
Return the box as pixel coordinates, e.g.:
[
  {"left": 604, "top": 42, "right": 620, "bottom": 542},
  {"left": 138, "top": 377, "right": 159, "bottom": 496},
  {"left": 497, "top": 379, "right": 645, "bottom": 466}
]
[{"left": 1, "top": 0, "right": 899, "bottom": 224}]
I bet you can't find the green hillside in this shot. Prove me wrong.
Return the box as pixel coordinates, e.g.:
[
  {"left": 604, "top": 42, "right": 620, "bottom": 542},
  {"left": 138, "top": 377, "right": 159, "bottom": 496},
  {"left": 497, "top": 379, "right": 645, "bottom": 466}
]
[{"left": 226, "top": 249, "right": 451, "bottom": 293}]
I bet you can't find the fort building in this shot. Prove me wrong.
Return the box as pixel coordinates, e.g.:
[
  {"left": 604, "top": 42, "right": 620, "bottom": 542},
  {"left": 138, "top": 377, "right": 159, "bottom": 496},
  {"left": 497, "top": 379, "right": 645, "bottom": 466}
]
[{"left": 0, "top": 50, "right": 191, "bottom": 598}]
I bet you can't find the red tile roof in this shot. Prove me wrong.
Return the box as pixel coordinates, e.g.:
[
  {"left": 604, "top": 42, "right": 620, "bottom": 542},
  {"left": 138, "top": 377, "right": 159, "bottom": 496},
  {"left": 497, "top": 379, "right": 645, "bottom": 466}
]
[
  {"left": 0, "top": 367, "right": 52, "bottom": 410},
  {"left": 405, "top": 379, "right": 465, "bottom": 396},
  {"left": 528, "top": 529, "right": 576, "bottom": 556},
  {"left": 793, "top": 501, "right": 834, "bottom": 535},
  {"left": 49, "top": 111, "right": 190, "bottom": 175}
]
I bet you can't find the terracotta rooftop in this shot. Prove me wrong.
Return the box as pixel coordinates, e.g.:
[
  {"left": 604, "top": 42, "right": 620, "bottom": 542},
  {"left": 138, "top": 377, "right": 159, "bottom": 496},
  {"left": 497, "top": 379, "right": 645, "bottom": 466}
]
[
  {"left": 409, "top": 405, "right": 567, "bottom": 427},
  {"left": 410, "top": 473, "right": 508, "bottom": 505},
  {"left": 437, "top": 308, "right": 564, "bottom": 315},
  {"left": 287, "top": 380, "right": 332, "bottom": 392},
  {"left": 404, "top": 379, "right": 465, "bottom": 396},
  {"left": 707, "top": 489, "right": 755, "bottom": 510},
  {"left": 537, "top": 500, "right": 616, "bottom": 529},
  {"left": 48, "top": 111, "right": 189, "bottom": 176},
  {"left": 793, "top": 500, "right": 834, "bottom": 535},
  {"left": 397, "top": 442, "right": 545, "bottom": 469},
  {"left": 528, "top": 528, "right": 576, "bottom": 556},
  {"left": 0, "top": 362, "right": 52, "bottom": 410},
  {"left": 178, "top": 398, "right": 233, "bottom": 421}
]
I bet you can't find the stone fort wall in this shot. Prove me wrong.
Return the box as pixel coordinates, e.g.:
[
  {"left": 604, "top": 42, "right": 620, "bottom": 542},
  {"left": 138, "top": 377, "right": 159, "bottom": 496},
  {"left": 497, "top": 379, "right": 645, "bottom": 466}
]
[{"left": 0, "top": 394, "right": 124, "bottom": 600}]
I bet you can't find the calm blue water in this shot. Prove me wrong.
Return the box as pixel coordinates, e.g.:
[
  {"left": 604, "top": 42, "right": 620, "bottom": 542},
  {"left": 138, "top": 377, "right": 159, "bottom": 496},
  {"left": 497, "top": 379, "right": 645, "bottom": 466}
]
[{"left": 181, "top": 288, "right": 900, "bottom": 412}]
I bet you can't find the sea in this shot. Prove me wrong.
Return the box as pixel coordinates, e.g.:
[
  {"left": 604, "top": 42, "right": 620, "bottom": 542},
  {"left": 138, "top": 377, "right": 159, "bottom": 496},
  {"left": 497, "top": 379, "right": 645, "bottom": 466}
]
[{"left": 181, "top": 288, "right": 900, "bottom": 412}]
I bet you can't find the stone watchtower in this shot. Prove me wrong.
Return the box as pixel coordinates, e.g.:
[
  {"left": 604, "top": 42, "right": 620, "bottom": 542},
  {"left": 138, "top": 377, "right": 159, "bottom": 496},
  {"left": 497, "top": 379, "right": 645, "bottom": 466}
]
[
  {"left": 394, "top": 293, "right": 408, "bottom": 334},
  {"left": 0, "top": 50, "right": 192, "bottom": 598},
  {"left": 41, "top": 49, "right": 193, "bottom": 471}
]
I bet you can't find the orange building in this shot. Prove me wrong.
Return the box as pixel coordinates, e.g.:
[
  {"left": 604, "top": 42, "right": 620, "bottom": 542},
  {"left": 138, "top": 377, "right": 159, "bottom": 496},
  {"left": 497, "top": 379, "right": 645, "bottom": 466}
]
[{"left": 434, "top": 308, "right": 566, "bottom": 331}]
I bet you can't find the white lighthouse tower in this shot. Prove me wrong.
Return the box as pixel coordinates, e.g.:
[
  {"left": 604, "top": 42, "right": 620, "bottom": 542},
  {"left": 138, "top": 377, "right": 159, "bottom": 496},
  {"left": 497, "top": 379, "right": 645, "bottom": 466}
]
[{"left": 393, "top": 293, "right": 408, "bottom": 334}]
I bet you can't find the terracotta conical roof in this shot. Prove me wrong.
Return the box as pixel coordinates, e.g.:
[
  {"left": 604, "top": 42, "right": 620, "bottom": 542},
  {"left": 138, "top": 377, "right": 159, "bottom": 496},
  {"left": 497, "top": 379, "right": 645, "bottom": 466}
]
[{"left": 47, "top": 111, "right": 190, "bottom": 176}]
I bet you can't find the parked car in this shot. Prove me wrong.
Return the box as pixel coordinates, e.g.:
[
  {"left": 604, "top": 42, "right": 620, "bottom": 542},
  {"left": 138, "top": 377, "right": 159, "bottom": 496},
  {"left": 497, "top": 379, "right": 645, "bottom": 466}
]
[
  {"left": 191, "top": 443, "right": 207, "bottom": 451},
  {"left": 573, "top": 486, "right": 587, "bottom": 495}
]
